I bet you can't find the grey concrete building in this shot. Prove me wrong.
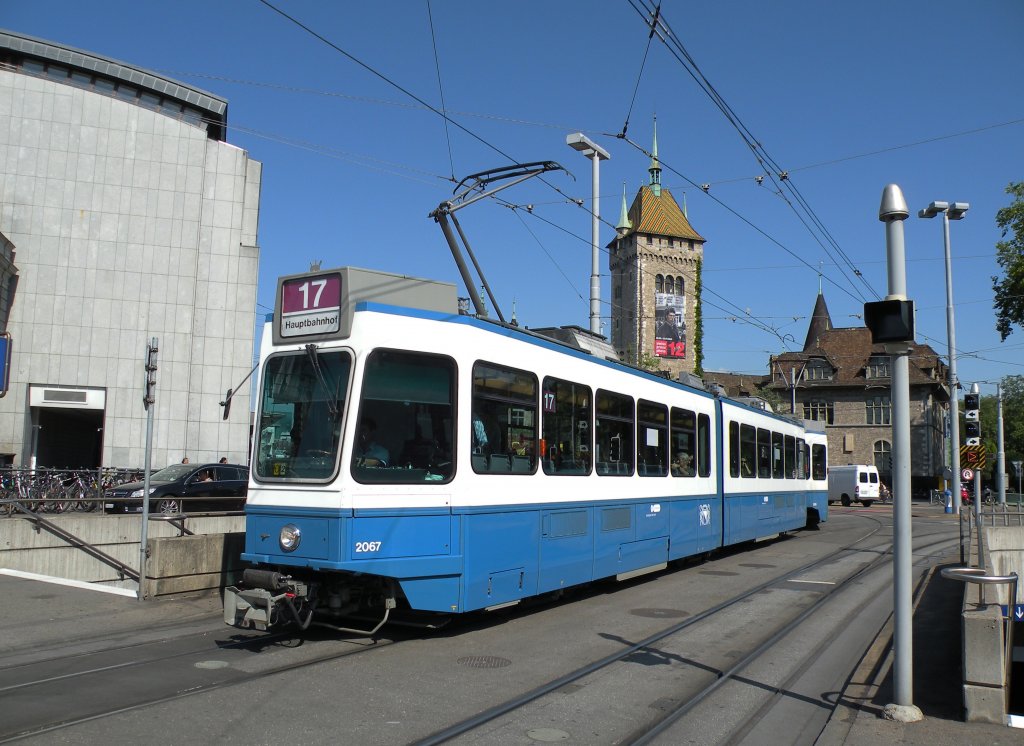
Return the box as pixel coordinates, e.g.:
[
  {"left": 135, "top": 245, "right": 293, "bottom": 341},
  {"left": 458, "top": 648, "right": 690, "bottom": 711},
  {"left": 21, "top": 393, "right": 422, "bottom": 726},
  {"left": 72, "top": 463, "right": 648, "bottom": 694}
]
[
  {"left": 608, "top": 123, "right": 705, "bottom": 377},
  {"left": 0, "top": 30, "right": 261, "bottom": 469}
]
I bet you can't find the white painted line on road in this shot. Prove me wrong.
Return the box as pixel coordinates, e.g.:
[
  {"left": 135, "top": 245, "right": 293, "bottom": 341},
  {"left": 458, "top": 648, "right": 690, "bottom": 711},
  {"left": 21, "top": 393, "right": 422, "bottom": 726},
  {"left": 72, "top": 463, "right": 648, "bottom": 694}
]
[
  {"left": 0, "top": 568, "right": 138, "bottom": 597},
  {"left": 787, "top": 579, "right": 837, "bottom": 585}
]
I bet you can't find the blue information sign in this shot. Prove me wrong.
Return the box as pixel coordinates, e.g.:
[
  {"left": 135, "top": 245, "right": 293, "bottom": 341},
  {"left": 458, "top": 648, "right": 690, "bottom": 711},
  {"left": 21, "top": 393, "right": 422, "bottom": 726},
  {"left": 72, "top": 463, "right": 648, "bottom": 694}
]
[
  {"left": 1000, "top": 604, "right": 1024, "bottom": 622},
  {"left": 0, "top": 335, "right": 10, "bottom": 396}
]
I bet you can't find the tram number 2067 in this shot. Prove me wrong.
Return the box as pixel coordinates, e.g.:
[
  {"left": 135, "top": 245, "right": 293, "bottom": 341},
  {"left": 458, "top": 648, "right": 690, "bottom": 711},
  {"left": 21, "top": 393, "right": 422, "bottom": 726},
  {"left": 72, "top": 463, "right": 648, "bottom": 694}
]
[{"left": 354, "top": 541, "right": 383, "bottom": 553}]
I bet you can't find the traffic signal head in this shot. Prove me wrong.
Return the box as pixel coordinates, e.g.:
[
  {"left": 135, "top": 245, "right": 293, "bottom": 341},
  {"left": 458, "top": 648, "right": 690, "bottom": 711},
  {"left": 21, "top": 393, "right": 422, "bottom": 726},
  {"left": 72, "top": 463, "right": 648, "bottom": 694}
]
[
  {"left": 863, "top": 299, "right": 915, "bottom": 344},
  {"left": 964, "top": 393, "right": 979, "bottom": 411},
  {"left": 965, "top": 422, "right": 981, "bottom": 439}
]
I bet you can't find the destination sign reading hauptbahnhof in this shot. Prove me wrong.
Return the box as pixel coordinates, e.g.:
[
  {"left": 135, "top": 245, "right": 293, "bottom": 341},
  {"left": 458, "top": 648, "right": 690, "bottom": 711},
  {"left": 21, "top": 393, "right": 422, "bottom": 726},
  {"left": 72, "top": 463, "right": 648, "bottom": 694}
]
[{"left": 280, "top": 272, "right": 342, "bottom": 338}]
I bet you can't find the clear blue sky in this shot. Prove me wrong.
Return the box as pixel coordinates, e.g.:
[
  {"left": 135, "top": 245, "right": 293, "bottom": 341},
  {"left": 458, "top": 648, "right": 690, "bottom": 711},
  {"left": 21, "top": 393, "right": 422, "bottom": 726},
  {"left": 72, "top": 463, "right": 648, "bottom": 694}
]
[{"left": 7, "top": 1, "right": 1023, "bottom": 391}]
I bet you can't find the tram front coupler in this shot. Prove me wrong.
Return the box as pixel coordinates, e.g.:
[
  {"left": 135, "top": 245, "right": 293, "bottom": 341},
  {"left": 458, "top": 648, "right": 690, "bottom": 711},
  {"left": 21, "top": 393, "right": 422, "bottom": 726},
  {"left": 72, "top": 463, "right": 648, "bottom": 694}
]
[{"left": 224, "top": 569, "right": 314, "bottom": 631}]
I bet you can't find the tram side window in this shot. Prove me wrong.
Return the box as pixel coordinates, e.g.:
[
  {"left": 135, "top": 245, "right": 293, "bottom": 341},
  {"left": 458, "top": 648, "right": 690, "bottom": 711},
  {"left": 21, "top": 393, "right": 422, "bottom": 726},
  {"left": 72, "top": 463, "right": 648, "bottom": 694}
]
[
  {"left": 729, "top": 421, "right": 740, "bottom": 477},
  {"left": 697, "top": 413, "right": 711, "bottom": 478},
  {"left": 472, "top": 361, "right": 537, "bottom": 475},
  {"left": 784, "top": 435, "right": 796, "bottom": 478},
  {"left": 596, "top": 390, "right": 634, "bottom": 476},
  {"left": 637, "top": 400, "right": 668, "bottom": 477},
  {"left": 740, "top": 424, "right": 756, "bottom": 478},
  {"left": 352, "top": 349, "right": 455, "bottom": 484},
  {"left": 671, "top": 407, "right": 696, "bottom": 477},
  {"left": 757, "top": 428, "right": 772, "bottom": 478},
  {"left": 541, "top": 377, "right": 592, "bottom": 476},
  {"left": 796, "top": 438, "right": 808, "bottom": 479},
  {"left": 812, "top": 444, "right": 827, "bottom": 480},
  {"left": 771, "top": 431, "right": 784, "bottom": 479},
  {"left": 256, "top": 349, "right": 352, "bottom": 481}
]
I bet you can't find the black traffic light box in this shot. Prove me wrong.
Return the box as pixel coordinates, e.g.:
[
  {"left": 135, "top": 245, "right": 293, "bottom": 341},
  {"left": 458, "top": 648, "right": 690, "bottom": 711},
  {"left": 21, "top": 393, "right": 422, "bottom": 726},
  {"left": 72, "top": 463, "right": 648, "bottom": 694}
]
[
  {"left": 965, "top": 422, "right": 981, "bottom": 439},
  {"left": 863, "top": 299, "right": 915, "bottom": 344},
  {"left": 964, "top": 393, "right": 979, "bottom": 411}
]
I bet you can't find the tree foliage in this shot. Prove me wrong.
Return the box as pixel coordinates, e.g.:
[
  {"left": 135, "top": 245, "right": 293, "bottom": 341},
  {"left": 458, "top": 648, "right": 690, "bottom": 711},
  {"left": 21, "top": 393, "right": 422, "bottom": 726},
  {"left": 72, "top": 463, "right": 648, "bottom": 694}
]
[
  {"left": 969, "top": 375, "right": 1024, "bottom": 485},
  {"left": 992, "top": 182, "right": 1024, "bottom": 341}
]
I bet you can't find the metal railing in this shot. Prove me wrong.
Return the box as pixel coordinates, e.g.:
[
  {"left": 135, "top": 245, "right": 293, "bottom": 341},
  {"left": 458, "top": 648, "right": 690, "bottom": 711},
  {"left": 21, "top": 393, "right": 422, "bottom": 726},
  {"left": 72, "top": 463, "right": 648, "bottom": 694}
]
[{"left": 940, "top": 566, "right": 1018, "bottom": 691}]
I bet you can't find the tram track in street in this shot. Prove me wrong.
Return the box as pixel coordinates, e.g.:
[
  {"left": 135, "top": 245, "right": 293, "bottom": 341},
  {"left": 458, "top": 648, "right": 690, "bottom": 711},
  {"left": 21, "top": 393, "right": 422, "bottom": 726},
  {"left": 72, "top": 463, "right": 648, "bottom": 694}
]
[
  {"left": 414, "top": 521, "right": 957, "bottom": 745},
  {"left": 0, "top": 620, "right": 400, "bottom": 743},
  {"left": 0, "top": 513, "right": 960, "bottom": 744}
]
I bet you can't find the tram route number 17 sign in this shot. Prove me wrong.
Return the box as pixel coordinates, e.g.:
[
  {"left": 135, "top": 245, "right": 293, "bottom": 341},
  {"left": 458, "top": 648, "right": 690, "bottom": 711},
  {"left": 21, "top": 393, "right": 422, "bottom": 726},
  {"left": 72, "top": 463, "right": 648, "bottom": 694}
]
[{"left": 280, "top": 273, "right": 342, "bottom": 338}]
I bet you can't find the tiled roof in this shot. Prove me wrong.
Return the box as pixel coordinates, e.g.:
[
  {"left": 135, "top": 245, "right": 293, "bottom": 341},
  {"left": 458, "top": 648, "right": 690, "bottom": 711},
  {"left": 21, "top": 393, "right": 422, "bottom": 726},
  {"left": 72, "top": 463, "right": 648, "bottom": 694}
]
[
  {"left": 772, "top": 326, "right": 947, "bottom": 390},
  {"left": 803, "top": 292, "right": 833, "bottom": 350},
  {"left": 623, "top": 186, "right": 705, "bottom": 242}
]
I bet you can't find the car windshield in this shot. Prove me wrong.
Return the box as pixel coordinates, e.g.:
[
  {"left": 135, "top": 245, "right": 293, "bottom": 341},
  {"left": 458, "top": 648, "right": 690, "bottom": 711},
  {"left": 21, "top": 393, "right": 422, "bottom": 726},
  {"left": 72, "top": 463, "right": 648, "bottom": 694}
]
[
  {"left": 256, "top": 348, "right": 351, "bottom": 480},
  {"left": 149, "top": 464, "right": 195, "bottom": 482}
]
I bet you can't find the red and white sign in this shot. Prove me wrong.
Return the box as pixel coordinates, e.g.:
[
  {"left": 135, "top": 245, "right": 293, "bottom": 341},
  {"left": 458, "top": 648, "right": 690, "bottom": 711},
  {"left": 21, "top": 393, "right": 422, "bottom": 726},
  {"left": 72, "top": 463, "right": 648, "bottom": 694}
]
[
  {"left": 961, "top": 468, "right": 974, "bottom": 481},
  {"left": 280, "top": 273, "right": 342, "bottom": 338}
]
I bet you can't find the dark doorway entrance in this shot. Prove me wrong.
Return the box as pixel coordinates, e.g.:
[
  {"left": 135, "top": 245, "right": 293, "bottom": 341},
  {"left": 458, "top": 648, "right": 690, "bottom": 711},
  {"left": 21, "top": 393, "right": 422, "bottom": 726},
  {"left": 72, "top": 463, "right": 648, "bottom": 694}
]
[{"left": 34, "top": 407, "right": 103, "bottom": 468}]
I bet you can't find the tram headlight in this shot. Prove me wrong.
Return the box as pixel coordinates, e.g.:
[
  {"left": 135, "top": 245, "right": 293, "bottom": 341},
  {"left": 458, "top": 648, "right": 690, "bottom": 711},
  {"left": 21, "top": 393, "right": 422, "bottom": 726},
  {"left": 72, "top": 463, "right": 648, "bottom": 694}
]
[{"left": 279, "top": 524, "right": 302, "bottom": 552}]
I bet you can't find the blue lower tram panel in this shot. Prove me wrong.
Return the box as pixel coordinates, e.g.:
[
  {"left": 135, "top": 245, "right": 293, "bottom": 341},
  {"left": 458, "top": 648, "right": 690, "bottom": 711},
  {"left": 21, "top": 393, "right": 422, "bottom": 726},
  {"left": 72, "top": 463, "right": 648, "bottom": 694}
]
[{"left": 243, "top": 493, "right": 813, "bottom": 614}]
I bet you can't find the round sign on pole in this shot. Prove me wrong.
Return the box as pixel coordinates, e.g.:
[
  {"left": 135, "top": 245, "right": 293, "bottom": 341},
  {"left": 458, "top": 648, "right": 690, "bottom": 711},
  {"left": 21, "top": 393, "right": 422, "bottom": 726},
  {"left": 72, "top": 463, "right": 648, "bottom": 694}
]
[{"left": 961, "top": 468, "right": 974, "bottom": 481}]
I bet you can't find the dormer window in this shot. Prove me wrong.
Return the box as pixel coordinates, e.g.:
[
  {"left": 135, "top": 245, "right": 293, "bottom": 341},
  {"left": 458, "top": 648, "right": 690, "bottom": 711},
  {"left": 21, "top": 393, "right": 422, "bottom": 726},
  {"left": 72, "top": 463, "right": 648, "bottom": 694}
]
[
  {"left": 805, "top": 359, "right": 833, "bottom": 381},
  {"left": 866, "top": 355, "right": 890, "bottom": 379}
]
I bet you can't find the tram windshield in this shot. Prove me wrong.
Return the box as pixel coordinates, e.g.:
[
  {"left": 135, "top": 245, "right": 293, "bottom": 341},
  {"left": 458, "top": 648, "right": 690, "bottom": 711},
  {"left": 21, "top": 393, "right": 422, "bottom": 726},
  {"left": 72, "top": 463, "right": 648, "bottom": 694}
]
[{"left": 256, "top": 348, "right": 352, "bottom": 480}]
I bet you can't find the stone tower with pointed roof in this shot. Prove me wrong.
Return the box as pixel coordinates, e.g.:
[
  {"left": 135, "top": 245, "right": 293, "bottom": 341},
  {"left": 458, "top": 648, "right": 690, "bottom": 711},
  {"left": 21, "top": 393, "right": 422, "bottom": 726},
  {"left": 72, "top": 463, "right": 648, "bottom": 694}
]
[{"left": 607, "top": 119, "right": 705, "bottom": 377}]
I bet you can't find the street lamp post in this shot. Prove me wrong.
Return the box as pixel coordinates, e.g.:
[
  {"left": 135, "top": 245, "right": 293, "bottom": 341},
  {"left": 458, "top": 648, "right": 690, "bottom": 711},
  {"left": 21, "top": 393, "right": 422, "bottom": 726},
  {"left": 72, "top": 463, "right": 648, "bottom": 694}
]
[
  {"left": 567, "top": 133, "right": 610, "bottom": 336},
  {"left": 919, "top": 200, "right": 968, "bottom": 513}
]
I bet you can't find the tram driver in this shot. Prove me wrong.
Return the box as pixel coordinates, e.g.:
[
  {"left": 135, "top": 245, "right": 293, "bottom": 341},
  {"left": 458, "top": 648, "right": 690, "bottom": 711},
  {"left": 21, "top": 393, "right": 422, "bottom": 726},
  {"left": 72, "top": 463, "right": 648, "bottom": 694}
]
[{"left": 356, "top": 417, "right": 390, "bottom": 467}]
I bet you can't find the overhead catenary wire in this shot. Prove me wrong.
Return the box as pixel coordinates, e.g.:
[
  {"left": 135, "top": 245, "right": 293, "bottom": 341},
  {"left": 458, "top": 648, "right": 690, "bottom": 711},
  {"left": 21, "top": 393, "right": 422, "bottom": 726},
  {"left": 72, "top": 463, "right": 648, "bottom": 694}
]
[
  {"left": 253, "top": 0, "right": 794, "bottom": 344},
  {"left": 426, "top": 0, "right": 456, "bottom": 182},
  {"left": 625, "top": 0, "right": 877, "bottom": 304}
]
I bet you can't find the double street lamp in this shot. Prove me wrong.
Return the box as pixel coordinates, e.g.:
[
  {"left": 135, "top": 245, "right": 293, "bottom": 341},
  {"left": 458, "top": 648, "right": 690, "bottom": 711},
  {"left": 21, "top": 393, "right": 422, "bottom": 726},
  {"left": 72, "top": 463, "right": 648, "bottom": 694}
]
[
  {"left": 918, "top": 200, "right": 969, "bottom": 512},
  {"left": 567, "top": 133, "right": 610, "bottom": 336}
]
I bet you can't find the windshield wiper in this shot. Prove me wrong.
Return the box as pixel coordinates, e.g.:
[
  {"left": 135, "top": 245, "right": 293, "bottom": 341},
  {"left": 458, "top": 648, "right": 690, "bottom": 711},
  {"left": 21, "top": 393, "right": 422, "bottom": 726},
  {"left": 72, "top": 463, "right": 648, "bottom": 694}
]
[{"left": 305, "top": 344, "right": 340, "bottom": 419}]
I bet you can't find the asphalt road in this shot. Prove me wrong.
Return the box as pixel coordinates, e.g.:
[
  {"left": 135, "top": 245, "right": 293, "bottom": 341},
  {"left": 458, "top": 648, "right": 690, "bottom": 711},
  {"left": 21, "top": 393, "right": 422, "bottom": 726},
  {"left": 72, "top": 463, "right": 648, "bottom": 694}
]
[{"left": 1, "top": 506, "right": 965, "bottom": 745}]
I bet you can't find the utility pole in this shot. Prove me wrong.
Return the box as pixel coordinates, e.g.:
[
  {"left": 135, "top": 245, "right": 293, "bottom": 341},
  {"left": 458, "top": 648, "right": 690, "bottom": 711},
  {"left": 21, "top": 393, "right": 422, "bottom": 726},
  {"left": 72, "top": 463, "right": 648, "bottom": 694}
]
[
  {"left": 997, "top": 382, "right": 1005, "bottom": 505},
  {"left": 868, "top": 184, "right": 921, "bottom": 722},
  {"left": 139, "top": 338, "right": 158, "bottom": 601}
]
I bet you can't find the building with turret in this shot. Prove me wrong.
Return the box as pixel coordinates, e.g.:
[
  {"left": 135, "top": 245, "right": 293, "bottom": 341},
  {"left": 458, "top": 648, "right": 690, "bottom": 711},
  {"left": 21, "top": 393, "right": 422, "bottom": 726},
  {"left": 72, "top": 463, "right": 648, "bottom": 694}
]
[
  {"left": 764, "top": 289, "right": 950, "bottom": 495},
  {"left": 608, "top": 120, "right": 705, "bottom": 378}
]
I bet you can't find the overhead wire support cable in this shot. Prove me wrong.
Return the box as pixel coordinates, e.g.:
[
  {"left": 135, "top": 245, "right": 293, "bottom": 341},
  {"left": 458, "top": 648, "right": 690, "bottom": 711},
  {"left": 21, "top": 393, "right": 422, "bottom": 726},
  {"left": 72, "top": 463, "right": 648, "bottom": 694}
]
[
  {"left": 426, "top": 0, "right": 456, "bottom": 182},
  {"left": 627, "top": 0, "right": 877, "bottom": 302},
  {"left": 618, "top": 0, "right": 662, "bottom": 139},
  {"left": 617, "top": 134, "right": 864, "bottom": 307}
]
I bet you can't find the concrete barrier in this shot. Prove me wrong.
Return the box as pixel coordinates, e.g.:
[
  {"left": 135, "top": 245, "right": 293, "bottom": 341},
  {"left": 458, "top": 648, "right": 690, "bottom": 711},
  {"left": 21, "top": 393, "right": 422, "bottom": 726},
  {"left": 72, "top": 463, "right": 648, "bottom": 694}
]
[
  {"left": 954, "top": 519, "right": 1024, "bottom": 723},
  {"left": 0, "top": 514, "right": 246, "bottom": 597}
]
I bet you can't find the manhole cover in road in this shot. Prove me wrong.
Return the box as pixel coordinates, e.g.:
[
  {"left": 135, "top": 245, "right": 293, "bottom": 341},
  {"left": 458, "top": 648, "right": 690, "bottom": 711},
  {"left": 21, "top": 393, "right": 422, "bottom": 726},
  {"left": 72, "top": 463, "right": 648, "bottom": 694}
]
[
  {"left": 630, "top": 608, "right": 689, "bottom": 618},
  {"left": 457, "top": 655, "right": 511, "bottom": 669}
]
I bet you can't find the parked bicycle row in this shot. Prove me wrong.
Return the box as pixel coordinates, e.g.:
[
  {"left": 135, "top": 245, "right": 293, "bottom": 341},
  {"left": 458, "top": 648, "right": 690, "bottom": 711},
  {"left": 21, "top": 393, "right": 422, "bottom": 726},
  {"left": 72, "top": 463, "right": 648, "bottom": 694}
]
[
  {"left": 1, "top": 462, "right": 249, "bottom": 516},
  {"left": 0, "top": 467, "right": 143, "bottom": 516}
]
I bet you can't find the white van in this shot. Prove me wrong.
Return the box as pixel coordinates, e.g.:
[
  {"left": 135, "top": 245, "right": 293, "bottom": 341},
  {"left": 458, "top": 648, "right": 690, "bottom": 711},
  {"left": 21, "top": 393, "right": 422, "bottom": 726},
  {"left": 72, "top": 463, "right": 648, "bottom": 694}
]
[{"left": 828, "top": 465, "right": 880, "bottom": 507}]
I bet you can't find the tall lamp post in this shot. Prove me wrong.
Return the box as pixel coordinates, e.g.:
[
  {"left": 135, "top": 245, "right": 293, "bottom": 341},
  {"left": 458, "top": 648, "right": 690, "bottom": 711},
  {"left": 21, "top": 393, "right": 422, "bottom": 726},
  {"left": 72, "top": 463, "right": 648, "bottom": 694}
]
[
  {"left": 919, "top": 200, "right": 968, "bottom": 512},
  {"left": 567, "top": 133, "right": 610, "bottom": 336}
]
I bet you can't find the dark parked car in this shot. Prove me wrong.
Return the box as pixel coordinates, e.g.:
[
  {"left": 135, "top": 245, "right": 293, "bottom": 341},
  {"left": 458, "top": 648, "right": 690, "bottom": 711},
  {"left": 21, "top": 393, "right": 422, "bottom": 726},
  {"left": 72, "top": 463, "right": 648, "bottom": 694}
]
[{"left": 104, "top": 463, "right": 249, "bottom": 514}]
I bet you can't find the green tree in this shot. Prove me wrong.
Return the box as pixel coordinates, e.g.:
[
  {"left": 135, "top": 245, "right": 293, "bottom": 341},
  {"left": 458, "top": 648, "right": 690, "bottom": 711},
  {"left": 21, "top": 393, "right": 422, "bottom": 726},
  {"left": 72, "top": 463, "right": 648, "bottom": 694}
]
[
  {"left": 993, "top": 182, "right": 1024, "bottom": 340},
  {"left": 968, "top": 376, "right": 1024, "bottom": 487},
  {"left": 756, "top": 384, "right": 785, "bottom": 414}
]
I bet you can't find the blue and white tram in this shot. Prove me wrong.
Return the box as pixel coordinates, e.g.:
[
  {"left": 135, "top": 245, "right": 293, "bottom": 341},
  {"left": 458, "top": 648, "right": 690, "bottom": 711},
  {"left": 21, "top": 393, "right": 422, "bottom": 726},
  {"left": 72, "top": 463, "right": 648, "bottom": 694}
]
[{"left": 225, "top": 267, "right": 827, "bottom": 631}]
